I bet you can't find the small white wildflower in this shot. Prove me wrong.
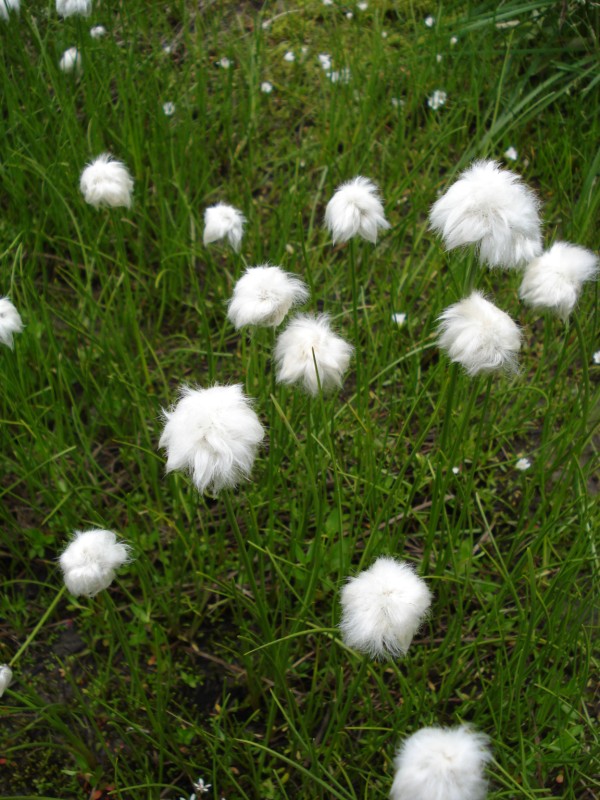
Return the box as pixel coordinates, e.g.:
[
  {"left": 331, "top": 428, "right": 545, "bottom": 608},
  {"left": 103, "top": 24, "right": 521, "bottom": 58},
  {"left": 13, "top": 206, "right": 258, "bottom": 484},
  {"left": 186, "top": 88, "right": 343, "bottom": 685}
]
[
  {"left": 163, "top": 43, "right": 174, "bottom": 54},
  {"left": 346, "top": 11, "right": 353, "bottom": 18},
  {"left": 0, "top": 665, "right": 13, "bottom": 697},
  {"left": 90, "top": 24, "right": 106, "bottom": 38},
  {"left": 261, "top": 19, "right": 270, "bottom": 29},
  {"left": 203, "top": 203, "right": 246, "bottom": 252},
  {"left": 424, "top": 14, "right": 435, "bottom": 27},
  {"left": 283, "top": 50, "right": 295, "bottom": 62},
  {"left": 0, "top": 297, "right": 24, "bottom": 349},
  {"left": 218, "top": 56, "right": 231, "bottom": 68},
  {"left": 260, "top": 81, "right": 273, "bottom": 93},
  {"left": 56, "top": 0, "right": 91, "bottom": 17},
  {"left": 80, "top": 154, "right": 134, "bottom": 209},
  {"left": 450, "top": 35, "right": 458, "bottom": 45},
  {"left": 381, "top": 30, "right": 388, "bottom": 38},
  {"left": 162, "top": 101, "right": 176, "bottom": 116},
  {"left": 593, "top": 351, "right": 600, "bottom": 365},
  {"left": 452, "top": 466, "right": 460, "bottom": 474},
  {"left": 227, "top": 265, "right": 309, "bottom": 329},
  {"left": 516, "top": 458, "right": 531, "bottom": 471},
  {"left": 60, "top": 529, "right": 132, "bottom": 597},
  {"left": 193, "top": 778, "right": 212, "bottom": 796},
  {"left": 0, "top": 0, "right": 19, "bottom": 20},
  {"left": 504, "top": 146, "right": 518, "bottom": 161},
  {"left": 328, "top": 68, "right": 351, "bottom": 84},
  {"left": 357, "top": 1, "right": 368, "bottom": 9},
  {"left": 391, "top": 97, "right": 405, "bottom": 108},
  {"left": 301, "top": 45, "right": 309, "bottom": 54},
  {"left": 436, "top": 53, "right": 443, "bottom": 63},
  {"left": 392, "top": 312, "right": 407, "bottom": 325},
  {"left": 325, "top": 175, "right": 390, "bottom": 244},
  {"left": 318, "top": 53, "right": 332, "bottom": 70},
  {"left": 427, "top": 89, "right": 447, "bottom": 110},
  {"left": 59, "top": 47, "right": 82, "bottom": 75}
]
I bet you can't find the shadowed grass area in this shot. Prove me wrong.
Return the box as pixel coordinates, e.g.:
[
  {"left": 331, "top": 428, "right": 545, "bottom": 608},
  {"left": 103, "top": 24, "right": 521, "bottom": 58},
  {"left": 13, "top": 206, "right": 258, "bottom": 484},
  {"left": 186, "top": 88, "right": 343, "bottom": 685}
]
[{"left": 1, "top": 1, "right": 598, "bottom": 798}]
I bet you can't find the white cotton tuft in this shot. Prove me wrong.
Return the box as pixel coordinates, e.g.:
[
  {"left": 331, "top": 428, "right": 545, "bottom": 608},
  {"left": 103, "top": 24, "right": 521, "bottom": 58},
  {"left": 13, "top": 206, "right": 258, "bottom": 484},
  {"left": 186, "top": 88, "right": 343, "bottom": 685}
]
[
  {"left": 0, "top": 297, "right": 24, "bottom": 348},
  {"left": 324, "top": 176, "right": 390, "bottom": 244},
  {"left": 390, "top": 725, "right": 492, "bottom": 800},
  {"left": 159, "top": 384, "right": 265, "bottom": 494},
  {"left": 203, "top": 203, "right": 246, "bottom": 252},
  {"left": 274, "top": 313, "right": 353, "bottom": 396},
  {"left": 437, "top": 291, "right": 521, "bottom": 376},
  {"left": 59, "top": 529, "right": 131, "bottom": 597},
  {"left": 227, "top": 265, "right": 309, "bottom": 329},
  {"left": 56, "top": 0, "right": 92, "bottom": 17},
  {"left": 90, "top": 25, "right": 106, "bottom": 38},
  {"left": 429, "top": 160, "right": 542, "bottom": 268},
  {"left": 0, "top": 665, "right": 13, "bottom": 697},
  {"left": 80, "top": 154, "right": 134, "bottom": 209},
  {"left": 519, "top": 241, "right": 599, "bottom": 320},
  {"left": 339, "top": 557, "right": 432, "bottom": 659},
  {"left": 0, "top": 0, "right": 19, "bottom": 21},
  {"left": 59, "top": 47, "right": 82, "bottom": 75}
]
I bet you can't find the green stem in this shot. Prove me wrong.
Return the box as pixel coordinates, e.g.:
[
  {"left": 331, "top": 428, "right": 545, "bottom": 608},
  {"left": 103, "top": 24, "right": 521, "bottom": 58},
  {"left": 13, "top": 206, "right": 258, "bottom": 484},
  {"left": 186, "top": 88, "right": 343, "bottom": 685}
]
[{"left": 9, "top": 585, "right": 67, "bottom": 666}]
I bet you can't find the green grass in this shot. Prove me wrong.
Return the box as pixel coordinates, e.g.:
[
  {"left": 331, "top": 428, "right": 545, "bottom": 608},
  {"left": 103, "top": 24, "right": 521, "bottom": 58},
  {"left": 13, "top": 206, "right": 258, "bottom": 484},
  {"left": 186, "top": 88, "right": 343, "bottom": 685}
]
[{"left": 1, "top": 1, "right": 598, "bottom": 798}]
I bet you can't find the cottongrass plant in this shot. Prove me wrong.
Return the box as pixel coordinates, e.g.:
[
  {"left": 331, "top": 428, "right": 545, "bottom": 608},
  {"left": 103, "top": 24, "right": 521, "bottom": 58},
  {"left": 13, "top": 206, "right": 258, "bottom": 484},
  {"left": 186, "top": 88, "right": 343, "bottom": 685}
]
[
  {"left": 519, "top": 241, "right": 599, "bottom": 319},
  {"left": 390, "top": 725, "right": 492, "bottom": 800},
  {"left": 0, "top": 664, "right": 13, "bottom": 697},
  {"left": 79, "top": 154, "right": 134, "bottom": 209},
  {"left": 274, "top": 313, "right": 353, "bottom": 395},
  {"left": 0, "top": 0, "right": 19, "bottom": 20},
  {"left": 430, "top": 160, "right": 542, "bottom": 268},
  {"left": 339, "top": 557, "right": 432, "bottom": 659},
  {"left": 203, "top": 203, "right": 246, "bottom": 252},
  {"left": 56, "top": 0, "right": 92, "bottom": 17},
  {"left": 437, "top": 292, "right": 521, "bottom": 376},
  {"left": 159, "top": 384, "right": 265, "bottom": 494},
  {"left": 0, "top": 297, "right": 23, "bottom": 348},
  {"left": 59, "top": 529, "right": 131, "bottom": 597},
  {"left": 227, "top": 265, "right": 309, "bottom": 329},
  {"left": 324, "top": 176, "right": 390, "bottom": 244},
  {"left": 59, "top": 47, "right": 82, "bottom": 75}
]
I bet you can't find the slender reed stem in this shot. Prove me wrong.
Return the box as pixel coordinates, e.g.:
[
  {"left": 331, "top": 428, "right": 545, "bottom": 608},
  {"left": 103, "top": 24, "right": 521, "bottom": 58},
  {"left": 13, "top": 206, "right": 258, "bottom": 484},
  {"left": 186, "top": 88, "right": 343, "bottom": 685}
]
[{"left": 9, "top": 585, "right": 67, "bottom": 666}]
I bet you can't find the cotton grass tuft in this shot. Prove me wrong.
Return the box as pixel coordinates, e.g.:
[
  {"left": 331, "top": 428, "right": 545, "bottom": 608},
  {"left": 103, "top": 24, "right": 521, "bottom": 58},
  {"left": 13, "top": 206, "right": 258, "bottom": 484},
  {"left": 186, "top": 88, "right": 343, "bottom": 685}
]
[
  {"left": 0, "top": 665, "right": 13, "bottom": 697},
  {"left": 0, "top": 0, "right": 19, "bottom": 20},
  {"left": 80, "top": 154, "right": 134, "bottom": 208},
  {"left": 0, "top": 297, "right": 24, "bottom": 348},
  {"left": 60, "top": 529, "right": 131, "bottom": 597},
  {"left": 203, "top": 203, "right": 246, "bottom": 252},
  {"left": 325, "top": 176, "right": 390, "bottom": 244},
  {"left": 228, "top": 265, "right": 309, "bottom": 329},
  {"left": 56, "top": 0, "right": 91, "bottom": 17}
]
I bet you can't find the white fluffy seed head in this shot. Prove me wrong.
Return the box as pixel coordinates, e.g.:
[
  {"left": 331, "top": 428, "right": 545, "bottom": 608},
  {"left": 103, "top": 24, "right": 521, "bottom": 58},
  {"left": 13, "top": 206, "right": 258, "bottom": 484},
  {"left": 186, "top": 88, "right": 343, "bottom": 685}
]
[
  {"left": 227, "top": 265, "right": 309, "bottom": 329},
  {"left": 339, "top": 557, "right": 432, "bottom": 659},
  {"left": 390, "top": 725, "right": 492, "bottom": 800},
  {"left": 59, "top": 529, "right": 131, "bottom": 597},
  {"left": 519, "top": 241, "right": 599, "bottom": 319},
  {"left": 80, "top": 154, "right": 134, "bottom": 209},
  {"left": 324, "top": 176, "right": 390, "bottom": 244},
  {"left": 159, "top": 384, "right": 265, "bottom": 494},
  {"left": 437, "top": 291, "right": 521, "bottom": 376},
  {"left": 274, "top": 313, "right": 353, "bottom": 396},
  {"left": 0, "top": 0, "right": 20, "bottom": 20},
  {"left": 429, "top": 160, "right": 543, "bottom": 268},
  {"left": 0, "top": 665, "right": 13, "bottom": 697},
  {"left": 59, "top": 47, "right": 82, "bottom": 75},
  {"left": 56, "top": 0, "right": 92, "bottom": 17},
  {"left": 203, "top": 203, "right": 246, "bottom": 252},
  {"left": 0, "top": 297, "right": 24, "bottom": 348}
]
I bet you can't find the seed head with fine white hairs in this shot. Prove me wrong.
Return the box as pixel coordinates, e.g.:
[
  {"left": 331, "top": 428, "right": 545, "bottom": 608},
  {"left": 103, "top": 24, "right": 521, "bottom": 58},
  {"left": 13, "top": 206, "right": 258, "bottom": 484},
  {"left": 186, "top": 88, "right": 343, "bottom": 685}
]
[
  {"left": 228, "top": 265, "right": 309, "bottom": 329},
  {"left": 519, "top": 241, "right": 598, "bottom": 319},
  {"left": 429, "top": 160, "right": 542, "bottom": 268},
  {"left": 159, "top": 384, "right": 265, "bottom": 494},
  {"left": 0, "top": 0, "right": 19, "bottom": 21},
  {"left": 59, "top": 47, "right": 82, "bottom": 75},
  {"left": 80, "top": 154, "right": 134, "bottom": 209},
  {"left": 390, "top": 725, "right": 492, "bottom": 800},
  {"left": 59, "top": 529, "right": 131, "bottom": 597},
  {"left": 0, "top": 297, "right": 24, "bottom": 349},
  {"left": 0, "top": 665, "right": 13, "bottom": 697},
  {"left": 203, "top": 203, "right": 246, "bottom": 252},
  {"left": 56, "top": 0, "right": 91, "bottom": 17},
  {"left": 437, "top": 291, "right": 521, "bottom": 376},
  {"left": 274, "top": 313, "right": 353, "bottom": 396},
  {"left": 339, "top": 557, "right": 432, "bottom": 659},
  {"left": 325, "top": 176, "right": 390, "bottom": 244}
]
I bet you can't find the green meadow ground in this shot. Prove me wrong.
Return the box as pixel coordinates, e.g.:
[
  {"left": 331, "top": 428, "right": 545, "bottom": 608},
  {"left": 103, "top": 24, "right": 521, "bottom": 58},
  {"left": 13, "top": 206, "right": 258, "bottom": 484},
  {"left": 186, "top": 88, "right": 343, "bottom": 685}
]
[{"left": 1, "top": 1, "right": 599, "bottom": 798}]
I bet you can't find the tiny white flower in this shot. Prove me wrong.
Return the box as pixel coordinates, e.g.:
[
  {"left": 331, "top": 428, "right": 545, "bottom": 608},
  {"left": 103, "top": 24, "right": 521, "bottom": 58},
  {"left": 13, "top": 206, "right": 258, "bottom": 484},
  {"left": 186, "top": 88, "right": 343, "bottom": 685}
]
[
  {"left": 261, "top": 19, "right": 270, "bottom": 29},
  {"left": 193, "top": 778, "right": 212, "bottom": 795},
  {"left": 0, "top": 0, "right": 19, "bottom": 21},
  {"left": 283, "top": 50, "right": 295, "bottom": 62},
  {"left": 0, "top": 297, "right": 24, "bottom": 349},
  {"left": 504, "top": 145, "right": 518, "bottom": 161},
  {"left": 424, "top": 14, "right": 435, "bottom": 27},
  {"left": 162, "top": 101, "right": 176, "bottom": 116},
  {"left": 516, "top": 457, "right": 531, "bottom": 471},
  {"left": 392, "top": 312, "right": 407, "bottom": 325},
  {"left": 59, "top": 47, "right": 82, "bottom": 75},
  {"left": 436, "top": 53, "right": 443, "bottom": 63},
  {"left": 318, "top": 53, "right": 332, "bottom": 70},
  {"left": 163, "top": 43, "right": 174, "bottom": 54},
  {"left": 427, "top": 89, "right": 447, "bottom": 110},
  {"left": 0, "top": 665, "right": 13, "bottom": 697},
  {"left": 203, "top": 203, "right": 246, "bottom": 252},
  {"left": 381, "top": 30, "right": 388, "bottom": 38},
  {"left": 391, "top": 725, "right": 492, "bottom": 800},
  {"left": 391, "top": 97, "right": 405, "bottom": 108},
  {"left": 227, "top": 265, "right": 309, "bottom": 329},
  {"left": 274, "top": 313, "right": 353, "bottom": 396},
  {"left": 327, "top": 68, "right": 351, "bottom": 84},
  {"left": 452, "top": 466, "right": 460, "bottom": 474},
  {"left": 301, "top": 46, "right": 309, "bottom": 55},
  {"left": 325, "top": 175, "right": 390, "bottom": 244},
  {"left": 90, "top": 24, "right": 106, "bottom": 38},
  {"left": 60, "top": 529, "right": 131, "bottom": 597},
  {"left": 159, "top": 384, "right": 265, "bottom": 494},
  {"left": 357, "top": 1, "right": 368, "bottom": 9},
  {"left": 340, "top": 557, "right": 432, "bottom": 659},
  {"left": 346, "top": 11, "right": 353, "bottom": 19},
  {"left": 56, "top": 0, "right": 91, "bottom": 17},
  {"left": 260, "top": 81, "right": 273, "bottom": 93},
  {"left": 80, "top": 153, "right": 134, "bottom": 209},
  {"left": 218, "top": 56, "right": 231, "bottom": 68},
  {"left": 450, "top": 35, "right": 458, "bottom": 45},
  {"left": 593, "top": 350, "right": 600, "bottom": 365},
  {"left": 437, "top": 291, "right": 522, "bottom": 376}
]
